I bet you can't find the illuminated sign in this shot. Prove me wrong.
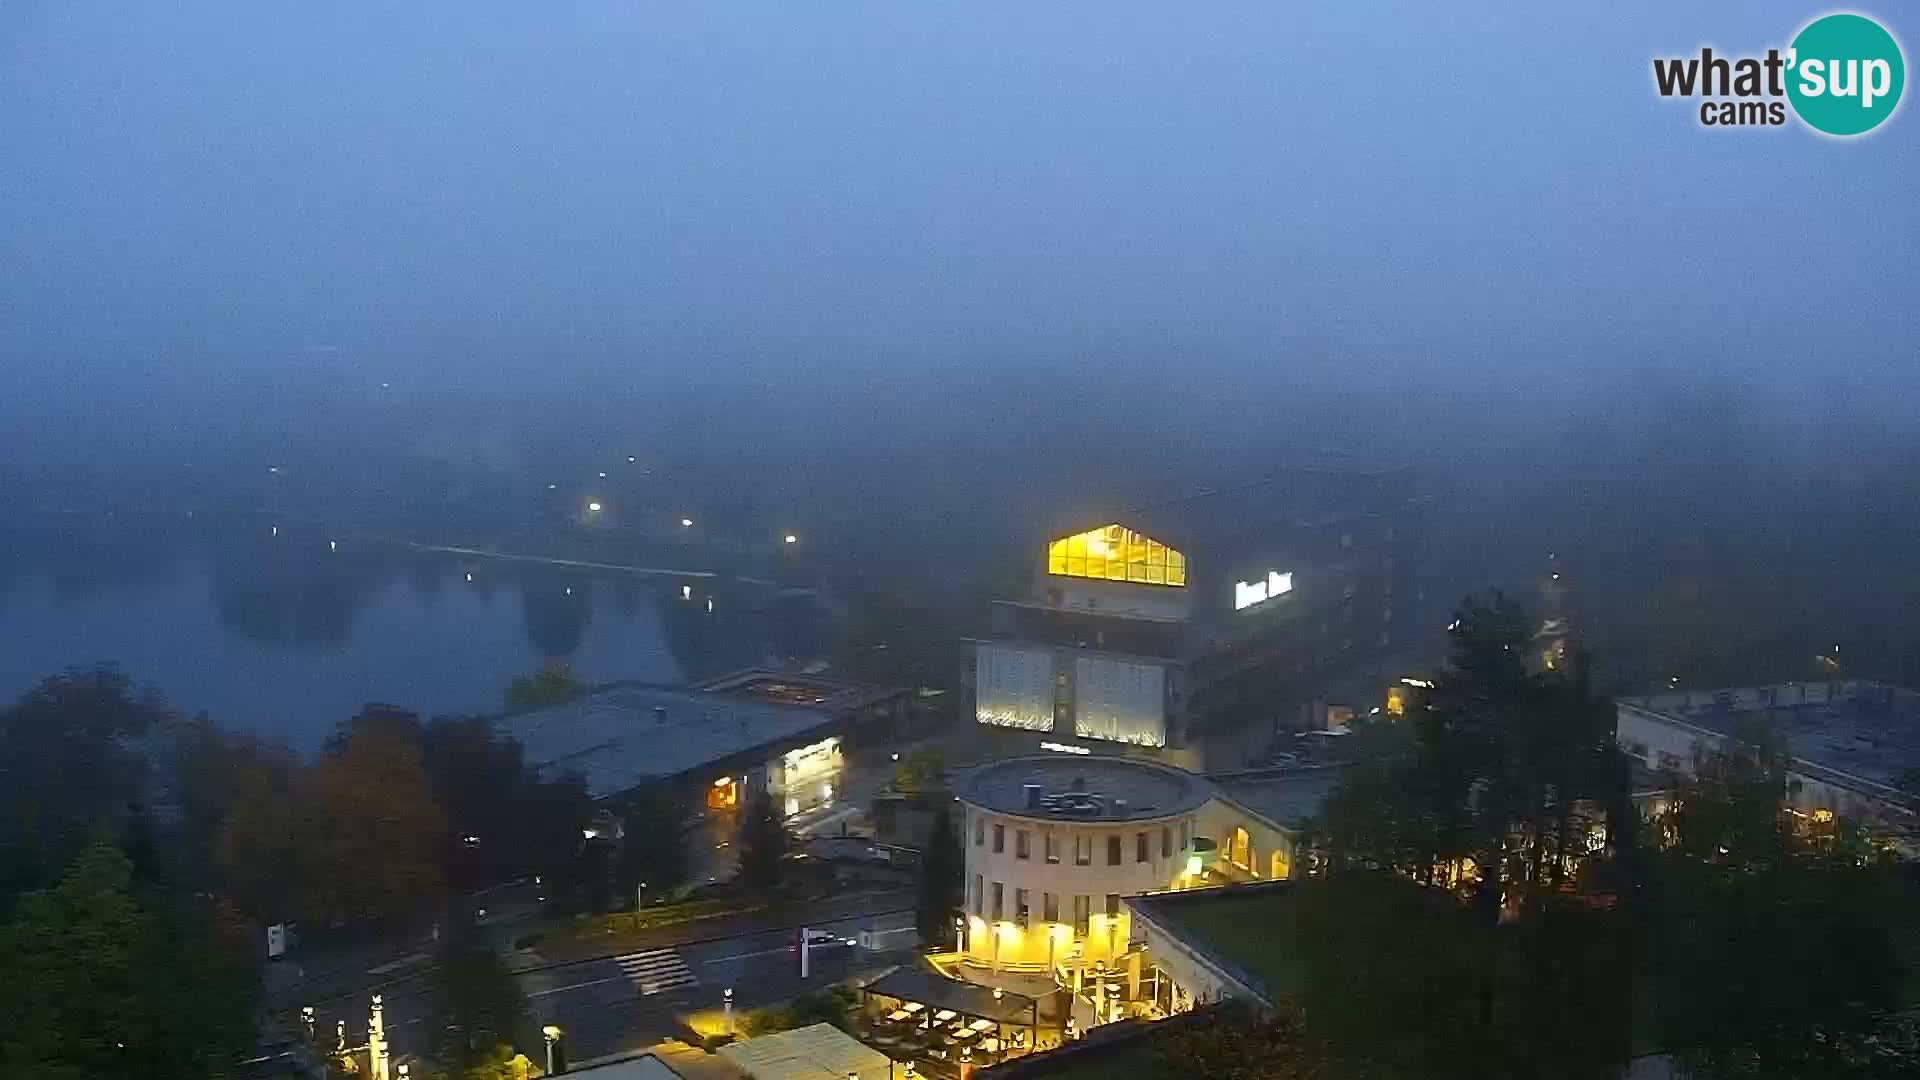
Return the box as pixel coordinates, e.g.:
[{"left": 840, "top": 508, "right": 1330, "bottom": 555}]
[
  {"left": 1233, "top": 570, "right": 1294, "bottom": 611},
  {"left": 1039, "top": 740, "right": 1092, "bottom": 755}
]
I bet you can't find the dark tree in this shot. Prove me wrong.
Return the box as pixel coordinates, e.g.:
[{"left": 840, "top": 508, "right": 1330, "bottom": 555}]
[
  {"left": 0, "top": 842, "right": 259, "bottom": 1079},
  {"left": 420, "top": 715, "right": 592, "bottom": 893},
  {"left": 916, "top": 802, "right": 964, "bottom": 947},
  {"left": 0, "top": 665, "right": 167, "bottom": 906},
  {"left": 737, "top": 790, "right": 787, "bottom": 891},
  {"left": 617, "top": 784, "right": 690, "bottom": 905},
  {"left": 426, "top": 907, "right": 526, "bottom": 1079},
  {"left": 1642, "top": 737, "right": 1906, "bottom": 1078}
]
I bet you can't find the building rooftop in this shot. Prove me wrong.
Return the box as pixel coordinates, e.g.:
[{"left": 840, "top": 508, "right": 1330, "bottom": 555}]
[
  {"left": 692, "top": 669, "right": 911, "bottom": 715},
  {"left": 496, "top": 682, "right": 838, "bottom": 798},
  {"left": 1125, "top": 881, "right": 1302, "bottom": 1006},
  {"left": 1620, "top": 681, "right": 1920, "bottom": 810},
  {"left": 1210, "top": 767, "right": 1347, "bottom": 830},
  {"left": 956, "top": 755, "right": 1213, "bottom": 823},
  {"left": 716, "top": 1022, "right": 890, "bottom": 1080}
]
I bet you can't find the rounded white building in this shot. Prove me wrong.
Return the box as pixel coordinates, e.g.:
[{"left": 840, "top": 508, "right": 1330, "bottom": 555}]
[{"left": 954, "top": 755, "right": 1212, "bottom": 977}]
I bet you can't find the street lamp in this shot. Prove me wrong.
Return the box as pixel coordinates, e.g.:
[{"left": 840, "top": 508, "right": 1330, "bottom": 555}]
[
  {"left": 681, "top": 517, "right": 694, "bottom": 527},
  {"left": 542, "top": 1025, "right": 563, "bottom": 1077},
  {"left": 724, "top": 988, "right": 734, "bottom": 1035},
  {"left": 637, "top": 880, "right": 647, "bottom": 912},
  {"left": 954, "top": 915, "right": 965, "bottom": 953},
  {"left": 784, "top": 533, "right": 798, "bottom": 544},
  {"left": 588, "top": 501, "right": 603, "bottom": 513}
]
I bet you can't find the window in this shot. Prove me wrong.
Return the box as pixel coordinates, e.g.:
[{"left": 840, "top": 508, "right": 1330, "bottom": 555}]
[
  {"left": 1015, "top": 888, "right": 1030, "bottom": 926},
  {"left": 1046, "top": 524, "right": 1187, "bottom": 587},
  {"left": 1045, "top": 832, "right": 1061, "bottom": 864},
  {"left": 1136, "top": 832, "right": 1149, "bottom": 863},
  {"left": 991, "top": 882, "right": 1003, "bottom": 921},
  {"left": 1105, "top": 893, "right": 1121, "bottom": 917},
  {"left": 1180, "top": 821, "right": 1190, "bottom": 851},
  {"left": 1043, "top": 892, "right": 1058, "bottom": 923},
  {"left": 1161, "top": 827, "right": 1172, "bottom": 858},
  {"left": 1072, "top": 895, "right": 1090, "bottom": 933},
  {"left": 974, "top": 816, "right": 985, "bottom": 846},
  {"left": 993, "top": 824, "right": 1004, "bottom": 853},
  {"left": 1230, "top": 827, "right": 1251, "bottom": 870},
  {"left": 972, "top": 874, "right": 983, "bottom": 916},
  {"left": 1074, "top": 835, "right": 1092, "bottom": 866},
  {"left": 1016, "top": 829, "right": 1030, "bottom": 860},
  {"left": 1107, "top": 835, "right": 1122, "bottom": 866}
]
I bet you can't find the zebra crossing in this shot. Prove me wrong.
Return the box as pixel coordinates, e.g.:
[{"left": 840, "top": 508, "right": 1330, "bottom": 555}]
[{"left": 613, "top": 948, "right": 699, "bottom": 996}]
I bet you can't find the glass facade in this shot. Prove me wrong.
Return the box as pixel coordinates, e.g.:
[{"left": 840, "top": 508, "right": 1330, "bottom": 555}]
[{"left": 1046, "top": 524, "right": 1187, "bottom": 587}]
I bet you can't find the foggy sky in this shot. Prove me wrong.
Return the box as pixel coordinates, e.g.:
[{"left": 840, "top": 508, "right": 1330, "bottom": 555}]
[{"left": 3, "top": 2, "right": 1916, "bottom": 467}]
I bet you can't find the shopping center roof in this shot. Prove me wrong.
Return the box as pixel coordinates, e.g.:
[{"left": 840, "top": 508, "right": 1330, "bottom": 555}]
[{"left": 496, "top": 682, "right": 837, "bottom": 798}]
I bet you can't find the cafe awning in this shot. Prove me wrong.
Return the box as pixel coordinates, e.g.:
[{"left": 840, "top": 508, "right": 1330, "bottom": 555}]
[{"left": 862, "top": 966, "right": 1038, "bottom": 1025}]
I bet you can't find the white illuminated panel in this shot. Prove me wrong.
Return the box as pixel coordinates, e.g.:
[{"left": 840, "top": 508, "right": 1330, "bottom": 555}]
[
  {"left": 1073, "top": 656, "right": 1166, "bottom": 747},
  {"left": 976, "top": 644, "right": 1055, "bottom": 731},
  {"left": 1039, "top": 740, "right": 1092, "bottom": 755},
  {"left": 1233, "top": 570, "right": 1294, "bottom": 611}
]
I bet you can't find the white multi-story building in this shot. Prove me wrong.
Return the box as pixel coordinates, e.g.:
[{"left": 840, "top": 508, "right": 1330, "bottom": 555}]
[{"left": 952, "top": 753, "right": 1340, "bottom": 1017}]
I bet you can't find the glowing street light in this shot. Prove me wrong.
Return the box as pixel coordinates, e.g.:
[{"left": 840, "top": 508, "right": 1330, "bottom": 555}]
[
  {"left": 627, "top": 455, "right": 637, "bottom": 463},
  {"left": 548, "top": 483, "right": 557, "bottom": 490},
  {"left": 598, "top": 471, "right": 608, "bottom": 479},
  {"left": 784, "top": 534, "right": 798, "bottom": 544},
  {"left": 542, "top": 1025, "right": 563, "bottom": 1077},
  {"left": 588, "top": 501, "right": 603, "bottom": 513},
  {"left": 681, "top": 517, "right": 694, "bottom": 527}
]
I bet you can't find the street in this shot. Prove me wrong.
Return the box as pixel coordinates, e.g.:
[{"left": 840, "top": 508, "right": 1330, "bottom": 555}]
[{"left": 304, "top": 908, "right": 918, "bottom": 1066}]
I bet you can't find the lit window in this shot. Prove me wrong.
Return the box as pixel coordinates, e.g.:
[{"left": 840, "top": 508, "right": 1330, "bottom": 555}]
[{"left": 1047, "top": 525, "right": 1186, "bottom": 587}]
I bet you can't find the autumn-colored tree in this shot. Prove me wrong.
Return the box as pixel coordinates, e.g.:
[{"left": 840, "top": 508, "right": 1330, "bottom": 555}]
[{"left": 292, "top": 710, "right": 447, "bottom": 927}]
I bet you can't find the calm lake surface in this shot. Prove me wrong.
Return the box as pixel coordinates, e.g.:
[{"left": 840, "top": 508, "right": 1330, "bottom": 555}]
[{"left": 0, "top": 516, "right": 804, "bottom": 751}]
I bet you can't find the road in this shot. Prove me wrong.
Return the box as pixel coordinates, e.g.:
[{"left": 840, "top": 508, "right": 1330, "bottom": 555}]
[{"left": 307, "top": 909, "right": 918, "bottom": 1067}]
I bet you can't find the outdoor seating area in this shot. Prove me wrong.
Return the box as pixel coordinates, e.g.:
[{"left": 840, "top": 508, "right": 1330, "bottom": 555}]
[{"left": 856, "top": 965, "right": 1049, "bottom": 1073}]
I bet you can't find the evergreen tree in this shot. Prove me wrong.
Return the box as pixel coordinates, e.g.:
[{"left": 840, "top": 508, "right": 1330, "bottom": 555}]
[
  {"left": 425, "top": 908, "right": 526, "bottom": 1080},
  {"left": 737, "top": 790, "right": 787, "bottom": 891},
  {"left": 916, "top": 802, "right": 964, "bottom": 947}
]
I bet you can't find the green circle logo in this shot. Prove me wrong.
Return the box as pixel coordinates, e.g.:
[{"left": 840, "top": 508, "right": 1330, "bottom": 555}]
[{"left": 1787, "top": 13, "right": 1905, "bottom": 136}]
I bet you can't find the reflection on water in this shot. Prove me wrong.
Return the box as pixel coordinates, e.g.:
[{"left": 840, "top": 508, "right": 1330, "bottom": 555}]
[{"left": 0, "top": 516, "right": 809, "bottom": 750}]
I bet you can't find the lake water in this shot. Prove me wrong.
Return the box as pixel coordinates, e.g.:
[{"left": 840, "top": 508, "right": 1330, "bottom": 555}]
[{"left": 0, "top": 516, "right": 803, "bottom": 751}]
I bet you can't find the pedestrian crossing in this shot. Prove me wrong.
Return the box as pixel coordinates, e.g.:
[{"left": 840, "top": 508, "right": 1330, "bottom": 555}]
[{"left": 614, "top": 948, "right": 699, "bottom": 996}]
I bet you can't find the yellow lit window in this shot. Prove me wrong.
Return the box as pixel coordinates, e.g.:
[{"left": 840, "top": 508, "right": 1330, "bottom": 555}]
[{"left": 1045, "top": 525, "right": 1186, "bottom": 587}]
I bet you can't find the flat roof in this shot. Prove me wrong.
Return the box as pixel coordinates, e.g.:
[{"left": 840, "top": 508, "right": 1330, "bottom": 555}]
[
  {"left": 693, "top": 669, "right": 912, "bottom": 713},
  {"left": 717, "top": 1023, "right": 891, "bottom": 1080},
  {"left": 1621, "top": 682, "right": 1920, "bottom": 811},
  {"left": 955, "top": 755, "right": 1212, "bottom": 822},
  {"left": 496, "top": 682, "right": 838, "bottom": 798},
  {"left": 1210, "top": 767, "right": 1346, "bottom": 830},
  {"left": 1125, "top": 882, "right": 1302, "bottom": 1005}
]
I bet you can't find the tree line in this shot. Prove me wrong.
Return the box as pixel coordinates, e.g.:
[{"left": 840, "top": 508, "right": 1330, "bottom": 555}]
[
  {"left": 0, "top": 663, "right": 699, "bottom": 1078},
  {"left": 1175, "top": 594, "right": 1919, "bottom": 1079}
]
